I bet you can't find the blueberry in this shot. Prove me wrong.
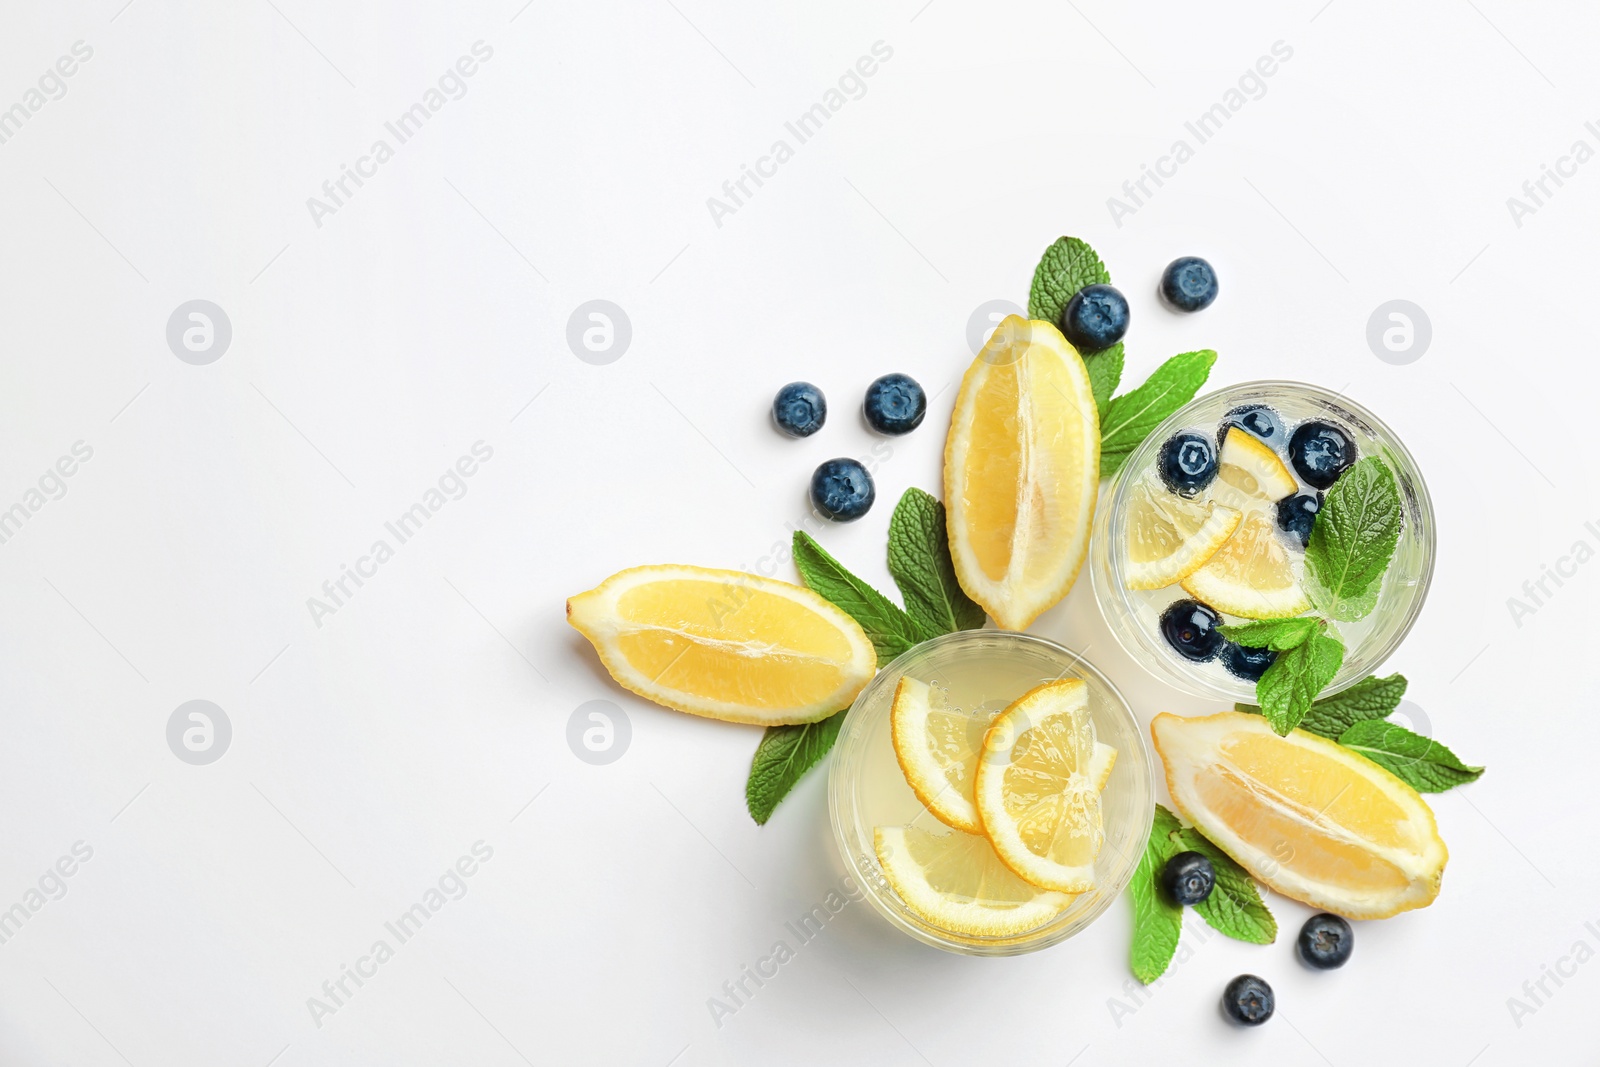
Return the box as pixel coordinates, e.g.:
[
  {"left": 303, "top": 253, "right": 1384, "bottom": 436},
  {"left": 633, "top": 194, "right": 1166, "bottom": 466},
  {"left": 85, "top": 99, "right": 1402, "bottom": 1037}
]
[
  {"left": 1222, "top": 642, "right": 1277, "bottom": 682},
  {"left": 772, "top": 382, "right": 826, "bottom": 438},
  {"left": 1160, "top": 256, "right": 1219, "bottom": 312},
  {"left": 1160, "top": 599, "right": 1224, "bottom": 662},
  {"left": 1276, "top": 492, "right": 1322, "bottom": 548},
  {"left": 1288, "top": 421, "right": 1356, "bottom": 489},
  {"left": 809, "top": 458, "right": 875, "bottom": 521},
  {"left": 863, "top": 373, "right": 926, "bottom": 435},
  {"left": 1060, "top": 284, "right": 1130, "bottom": 351},
  {"left": 1222, "top": 404, "right": 1286, "bottom": 448},
  {"left": 1298, "top": 913, "right": 1353, "bottom": 969},
  {"left": 1223, "top": 975, "right": 1275, "bottom": 1026},
  {"left": 1160, "top": 850, "right": 1215, "bottom": 906},
  {"left": 1158, "top": 432, "right": 1218, "bottom": 496}
]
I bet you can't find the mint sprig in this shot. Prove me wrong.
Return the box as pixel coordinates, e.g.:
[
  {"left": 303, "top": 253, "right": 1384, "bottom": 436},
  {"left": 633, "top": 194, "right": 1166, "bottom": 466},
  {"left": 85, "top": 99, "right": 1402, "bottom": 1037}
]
[
  {"left": 887, "top": 488, "right": 985, "bottom": 635},
  {"left": 1237, "top": 672, "right": 1486, "bottom": 793},
  {"left": 1222, "top": 617, "right": 1344, "bottom": 734},
  {"left": 793, "top": 531, "right": 931, "bottom": 661},
  {"left": 1028, "top": 236, "right": 1109, "bottom": 324},
  {"left": 1304, "top": 456, "right": 1403, "bottom": 622},
  {"left": 746, "top": 713, "right": 845, "bottom": 824},
  {"left": 1128, "top": 805, "right": 1277, "bottom": 983}
]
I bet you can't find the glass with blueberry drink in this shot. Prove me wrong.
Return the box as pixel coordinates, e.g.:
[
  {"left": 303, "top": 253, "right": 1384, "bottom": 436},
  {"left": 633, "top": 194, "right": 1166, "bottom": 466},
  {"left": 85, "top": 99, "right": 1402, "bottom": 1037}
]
[{"left": 1090, "top": 382, "right": 1434, "bottom": 702}]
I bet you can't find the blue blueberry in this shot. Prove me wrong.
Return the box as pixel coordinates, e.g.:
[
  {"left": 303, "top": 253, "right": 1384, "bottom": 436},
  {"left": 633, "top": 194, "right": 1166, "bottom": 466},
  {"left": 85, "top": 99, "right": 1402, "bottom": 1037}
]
[
  {"left": 1060, "top": 284, "right": 1130, "bottom": 351},
  {"left": 1160, "top": 851, "right": 1215, "bottom": 906},
  {"left": 1289, "top": 420, "right": 1356, "bottom": 489},
  {"left": 1222, "top": 404, "right": 1286, "bottom": 448},
  {"left": 863, "top": 373, "right": 926, "bottom": 435},
  {"left": 1160, "top": 256, "right": 1219, "bottom": 312},
  {"left": 1223, "top": 975, "right": 1275, "bottom": 1026},
  {"left": 1223, "top": 642, "right": 1277, "bottom": 682},
  {"left": 1298, "top": 913, "right": 1353, "bottom": 969},
  {"left": 772, "top": 382, "right": 826, "bottom": 437},
  {"left": 810, "top": 458, "right": 875, "bottom": 521},
  {"left": 1276, "top": 492, "right": 1322, "bottom": 548},
  {"left": 1160, "top": 599, "right": 1224, "bottom": 662},
  {"left": 1159, "top": 432, "right": 1218, "bottom": 497}
]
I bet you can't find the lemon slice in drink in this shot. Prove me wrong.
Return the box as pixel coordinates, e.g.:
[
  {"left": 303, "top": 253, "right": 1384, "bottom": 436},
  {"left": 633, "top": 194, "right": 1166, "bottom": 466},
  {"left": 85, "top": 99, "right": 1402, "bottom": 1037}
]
[
  {"left": 892, "top": 676, "right": 1116, "bottom": 833},
  {"left": 1125, "top": 482, "right": 1242, "bottom": 590},
  {"left": 973, "top": 679, "right": 1105, "bottom": 893},
  {"left": 1181, "top": 511, "right": 1311, "bottom": 619},
  {"left": 566, "top": 565, "right": 876, "bottom": 725},
  {"left": 1213, "top": 431, "right": 1298, "bottom": 510},
  {"left": 944, "top": 316, "right": 1099, "bottom": 630},
  {"left": 1152, "top": 711, "right": 1448, "bottom": 919},
  {"left": 874, "top": 825, "right": 1074, "bottom": 937}
]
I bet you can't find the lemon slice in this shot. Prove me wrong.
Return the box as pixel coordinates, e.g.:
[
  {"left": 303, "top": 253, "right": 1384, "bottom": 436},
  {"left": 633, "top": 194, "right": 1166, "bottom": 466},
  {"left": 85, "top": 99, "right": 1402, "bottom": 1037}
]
[
  {"left": 944, "top": 316, "right": 1099, "bottom": 630},
  {"left": 973, "top": 679, "right": 1104, "bottom": 892},
  {"left": 1213, "top": 431, "right": 1298, "bottom": 510},
  {"left": 874, "top": 825, "right": 1074, "bottom": 937},
  {"left": 1153, "top": 711, "right": 1448, "bottom": 919},
  {"left": 1181, "top": 511, "right": 1312, "bottom": 619},
  {"left": 1125, "top": 481, "right": 1242, "bottom": 591},
  {"left": 566, "top": 565, "right": 876, "bottom": 725},
  {"left": 892, "top": 676, "right": 1116, "bottom": 833}
]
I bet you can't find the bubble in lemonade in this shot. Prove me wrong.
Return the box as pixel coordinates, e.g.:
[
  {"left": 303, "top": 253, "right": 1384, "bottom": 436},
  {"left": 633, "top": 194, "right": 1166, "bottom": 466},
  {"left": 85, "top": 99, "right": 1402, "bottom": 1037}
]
[
  {"left": 1092, "top": 382, "right": 1435, "bottom": 702},
  {"left": 829, "top": 630, "right": 1152, "bottom": 955}
]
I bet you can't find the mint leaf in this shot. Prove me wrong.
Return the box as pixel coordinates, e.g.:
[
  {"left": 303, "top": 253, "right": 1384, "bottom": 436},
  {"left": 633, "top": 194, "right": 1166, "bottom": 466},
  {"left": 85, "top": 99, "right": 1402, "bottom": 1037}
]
[
  {"left": 1099, "top": 350, "right": 1217, "bottom": 477},
  {"left": 1255, "top": 622, "right": 1344, "bottom": 734},
  {"left": 1297, "top": 673, "right": 1407, "bottom": 738},
  {"left": 1219, "top": 617, "right": 1319, "bottom": 652},
  {"left": 1304, "top": 457, "right": 1403, "bottom": 623},
  {"left": 746, "top": 712, "right": 845, "bottom": 824},
  {"left": 1176, "top": 828, "right": 1276, "bottom": 945},
  {"left": 1083, "top": 343, "right": 1124, "bottom": 423},
  {"left": 1129, "top": 805, "right": 1185, "bottom": 983},
  {"left": 1338, "top": 720, "right": 1485, "bottom": 793},
  {"left": 887, "top": 489, "right": 985, "bottom": 636},
  {"left": 1028, "top": 237, "right": 1110, "bottom": 324},
  {"left": 793, "top": 532, "right": 931, "bottom": 661}
]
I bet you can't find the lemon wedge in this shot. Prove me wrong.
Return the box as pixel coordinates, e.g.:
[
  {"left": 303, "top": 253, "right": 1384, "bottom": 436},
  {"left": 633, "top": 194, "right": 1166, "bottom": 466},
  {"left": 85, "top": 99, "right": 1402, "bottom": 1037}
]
[
  {"left": 973, "top": 679, "right": 1105, "bottom": 892},
  {"left": 944, "top": 316, "right": 1099, "bottom": 630},
  {"left": 566, "top": 565, "right": 876, "bottom": 725},
  {"left": 1153, "top": 711, "right": 1447, "bottom": 919},
  {"left": 1181, "top": 511, "right": 1312, "bottom": 619},
  {"left": 1213, "top": 431, "right": 1299, "bottom": 510},
  {"left": 892, "top": 676, "right": 1115, "bottom": 833},
  {"left": 874, "top": 825, "right": 1074, "bottom": 937},
  {"left": 1125, "top": 481, "right": 1242, "bottom": 590}
]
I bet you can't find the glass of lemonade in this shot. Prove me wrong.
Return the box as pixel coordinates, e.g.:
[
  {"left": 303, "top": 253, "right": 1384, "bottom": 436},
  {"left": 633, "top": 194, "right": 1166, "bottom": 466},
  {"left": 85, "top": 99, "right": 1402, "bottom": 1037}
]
[
  {"left": 829, "top": 630, "right": 1154, "bottom": 956},
  {"left": 1091, "top": 381, "right": 1436, "bottom": 703}
]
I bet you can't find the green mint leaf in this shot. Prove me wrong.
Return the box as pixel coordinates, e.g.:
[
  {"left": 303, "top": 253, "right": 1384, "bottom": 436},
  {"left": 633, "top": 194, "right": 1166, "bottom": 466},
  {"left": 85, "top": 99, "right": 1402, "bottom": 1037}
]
[
  {"left": 1129, "top": 805, "right": 1185, "bottom": 983},
  {"left": 1176, "top": 828, "right": 1277, "bottom": 945},
  {"left": 1219, "top": 617, "right": 1319, "bottom": 652},
  {"left": 1338, "top": 720, "right": 1485, "bottom": 793},
  {"left": 792, "top": 531, "right": 931, "bottom": 661},
  {"left": 1083, "top": 343, "right": 1124, "bottom": 423},
  {"left": 1304, "top": 457, "right": 1403, "bottom": 622},
  {"left": 887, "top": 488, "right": 986, "bottom": 636},
  {"left": 1255, "top": 622, "right": 1344, "bottom": 735},
  {"left": 1099, "top": 350, "right": 1217, "bottom": 478},
  {"left": 1293, "top": 673, "right": 1407, "bottom": 738},
  {"left": 745, "top": 712, "right": 845, "bottom": 824},
  {"left": 1028, "top": 236, "right": 1110, "bottom": 324}
]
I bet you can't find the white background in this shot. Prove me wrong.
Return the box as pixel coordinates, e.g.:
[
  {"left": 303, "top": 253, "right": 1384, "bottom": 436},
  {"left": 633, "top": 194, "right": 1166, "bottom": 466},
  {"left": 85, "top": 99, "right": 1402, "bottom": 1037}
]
[{"left": 0, "top": 0, "right": 1594, "bottom": 1064}]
